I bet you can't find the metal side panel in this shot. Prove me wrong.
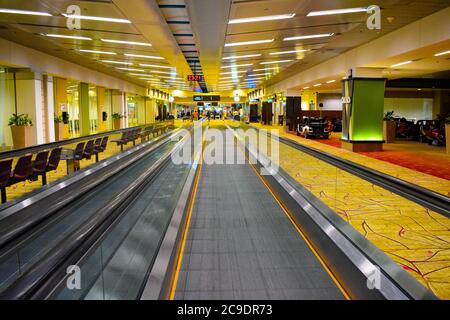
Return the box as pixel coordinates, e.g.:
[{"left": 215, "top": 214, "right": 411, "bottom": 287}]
[{"left": 140, "top": 140, "right": 202, "bottom": 300}]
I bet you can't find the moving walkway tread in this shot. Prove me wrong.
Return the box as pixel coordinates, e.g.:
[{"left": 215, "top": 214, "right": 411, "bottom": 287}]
[{"left": 174, "top": 139, "right": 346, "bottom": 300}]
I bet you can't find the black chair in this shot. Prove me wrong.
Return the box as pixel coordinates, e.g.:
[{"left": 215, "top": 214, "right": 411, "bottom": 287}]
[
  {"left": 112, "top": 132, "right": 130, "bottom": 152},
  {"left": 36, "top": 148, "right": 62, "bottom": 185},
  {"left": 0, "top": 159, "right": 13, "bottom": 204},
  {"left": 31, "top": 151, "right": 49, "bottom": 185},
  {"left": 73, "top": 142, "right": 85, "bottom": 171},
  {"left": 8, "top": 155, "right": 33, "bottom": 185},
  {"left": 83, "top": 140, "right": 95, "bottom": 160},
  {"left": 98, "top": 136, "right": 109, "bottom": 152}
]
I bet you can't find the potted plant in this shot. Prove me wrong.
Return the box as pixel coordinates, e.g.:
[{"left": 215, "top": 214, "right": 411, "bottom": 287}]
[
  {"left": 8, "top": 113, "right": 33, "bottom": 148},
  {"left": 111, "top": 112, "right": 123, "bottom": 130},
  {"left": 54, "top": 114, "right": 65, "bottom": 141},
  {"left": 383, "top": 111, "right": 396, "bottom": 143},
  {"left": 445, "top": 116, "right": 450, "bottom": 154}
]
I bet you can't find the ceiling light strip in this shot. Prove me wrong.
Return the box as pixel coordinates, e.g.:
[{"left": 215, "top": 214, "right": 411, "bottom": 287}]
[{"left": 229, "top": 13, "right": 295, "bottom": 24}]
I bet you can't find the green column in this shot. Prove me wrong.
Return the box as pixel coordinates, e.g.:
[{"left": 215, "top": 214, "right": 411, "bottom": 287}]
[
  {"left": 341, "top": 77, "right": 386, "bottom": 152},
  {"left": 79, "top": 82, "right": 90, "bottom": 136}
]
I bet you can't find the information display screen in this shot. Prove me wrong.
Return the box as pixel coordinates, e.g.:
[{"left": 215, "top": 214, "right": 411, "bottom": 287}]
[
  {"left": 193, "top": 95, "right": 221, "bottom": 102},
  {"left": 187, "top": 75, "right": 203, "bottom": 81}
]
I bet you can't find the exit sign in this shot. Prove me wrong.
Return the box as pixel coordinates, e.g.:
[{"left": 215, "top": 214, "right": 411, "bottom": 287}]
[{"left": 187, "top": 75, "right": 203, "bottom": 81}]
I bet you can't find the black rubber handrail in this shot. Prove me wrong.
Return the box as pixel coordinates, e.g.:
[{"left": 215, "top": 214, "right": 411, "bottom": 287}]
[
  {"left": 0, "top": 132, "right": 183, "bottom": 300},
  {"left": 0, "top": 120, "right": 174, "bottom": 160},
  {"left": 266, "top": 131, "right": 450, "bottom": 217}
]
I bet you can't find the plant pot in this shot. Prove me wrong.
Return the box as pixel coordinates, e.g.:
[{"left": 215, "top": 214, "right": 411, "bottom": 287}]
[
  {"left": 446, "top": 124, "right": 450, "bottom": 154},
  {"left": 10, "top": 125, "right": 33, "bottom": 149},
  {"left": 113, "top": 118, "right": 122, "bottom": 130},
  {"left": 383, "top": 120, "right": 396, "bottom": 143},
  {"left": 54, "top": 123, "right": 65, "bottom": 141}
]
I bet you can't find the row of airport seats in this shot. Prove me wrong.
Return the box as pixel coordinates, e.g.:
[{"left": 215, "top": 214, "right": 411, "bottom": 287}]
[
  {"left": 0, "top": 148, "right": 62, "bottom": 204},
  {"left": 0, "top": 136, "right": 110, "bottom": 203},
  {"left": 112, "top": 126, "right": 164, "bottom": 151},
  {"left": 0, "top": 123, "right": 172, "bottom": 204},
  {"left": 73, "top": 136, "right": 109, "bottom": 171}
]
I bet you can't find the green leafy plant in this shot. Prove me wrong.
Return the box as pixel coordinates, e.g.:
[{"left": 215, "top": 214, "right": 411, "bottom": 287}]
[
  {"left": 8, "top": 113, "right": 33, "bottom": 126},
  {"left": 436, "top": 113, "right": 450, "bottom": 122},
  {"left": 383, "top": 111, "right": 395, "bottom": 121},
  {"left": 445, "top": 116, "right": 450, "bottom": 125},
  {"left": 54, "top": 114, "right": 63, "bottom": 123},
  {"left": 111, "top": 112, "right": 123, "bottom": 120}
]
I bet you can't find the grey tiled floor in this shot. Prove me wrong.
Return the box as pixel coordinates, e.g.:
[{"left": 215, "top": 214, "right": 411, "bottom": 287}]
[{"left": 175, "top": 138, "right": 344, "bottom": 300}]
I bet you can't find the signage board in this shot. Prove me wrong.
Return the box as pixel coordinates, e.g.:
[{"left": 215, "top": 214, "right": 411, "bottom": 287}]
[
  {"left": 188, "top": 75, "right": 203, "bottom": 82},
  {"left": 193, "top": 95, "right": 220, "bottom": 102}
]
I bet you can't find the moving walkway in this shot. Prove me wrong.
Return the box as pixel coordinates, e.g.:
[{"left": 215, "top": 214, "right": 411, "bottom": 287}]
[{"left": 0, "top": 124, "right": 438, "bottom": 300}]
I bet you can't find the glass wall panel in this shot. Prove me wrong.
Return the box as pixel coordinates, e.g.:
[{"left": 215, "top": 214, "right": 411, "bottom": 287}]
[{"left": 67, "top": 81, "right": 80, "bottom": 137}]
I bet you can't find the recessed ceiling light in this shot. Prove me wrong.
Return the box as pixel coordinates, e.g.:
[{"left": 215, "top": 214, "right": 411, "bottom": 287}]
[
  {"left": 313, "top": 83, "right": 322, "bottom": 87},
  {"left": 253, "top": 67, "right": 278, "bottom": 71},
  {"left": 131, "top": 73, "right": 153, "bottom": 77},
  {"left": 221, "top": 63, "right": 253, "bottom": 69},
  {"left": 307, "top": 8, "right": 368, "bottom": 17},
  {"left": 139, "top": 64, "right": 173, "bottom": 69},
  {"left": 303, "top": 86, "right": 310, "bottom": 89},
  {"left": 220, "top": 75, "right": 243, "bottom": 80},
  {"left": 434, "top": 50, "right": 450, "bottom": 57},
  {"left": 79, "top": 49, "right": 116, "bottom": 55},
  {"left": 117, "top": 68, "right": 146, "bottom": 72},
  {"left": 101, "top": 39, "right": 152, "bottom": 46},
  {"left": 62, "top": 13, "right": 131, "bottom": 24},
  {"left": 101, "top": 60, "right": 133, "bottom": 65},
  {"left": 326, "top": 80, "right": 336, "bottom": 83},
  {"left": 124, "top": 53, "right": 164, "bottom": 60},
  {"left": 260, "top": 60, "right": 292, "bottom": 65},
  {"left": 229, "top": 13, "right": 295, "bottom": 24},
  {"left": 270, "top": 49, "right": 309, "bottom": 55},
  {"left": 223, "top": 54, "right": 262, "bottom": 60},
  {"left": 220, "top": 70, "right": 247, "bottom": 75},
  {"left": 219, "top": 80, "right": 238, "bottom": 84},
  {"left": 149, "top": 70, "right": 178, "bottom": 75},
  {"left": 284, "top": 33, "right": 334, "bottom": 41},
  {"left": 225, "top": 39, "right": 274, "bottom": 47},
  {"left": 391, "top": 60, "right": 412, "bottom": 68},
  {"left": 158, "top": 75, "right": 183, "bottom": 80},
  {"left": 0, "top": 8, "right": 52, "bottom": 16},
  {"left": 248, "top": 73, "right": 272, "bottom": 77},
  {"left": 43, "top": 34, "right": 92, "bottom": 41}
]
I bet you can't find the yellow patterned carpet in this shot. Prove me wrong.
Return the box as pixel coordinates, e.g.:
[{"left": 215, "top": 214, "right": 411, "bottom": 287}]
[
  {"left": 227, "top": 121, "right": 450, "bottom": 299},
  {"left": 253, "top": 123, "right": 450, "bottom": 196}
]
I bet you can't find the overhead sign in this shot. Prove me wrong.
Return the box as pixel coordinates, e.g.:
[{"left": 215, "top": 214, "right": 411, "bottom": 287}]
[
  {"left": 193, "top": 95, "right": 220, "bottom": 102},
  {"left": 187, "top": 75, "right": 203, "bottom": 82}
]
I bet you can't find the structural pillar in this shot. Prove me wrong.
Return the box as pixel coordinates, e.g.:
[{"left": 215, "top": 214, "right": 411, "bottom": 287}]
[
  {"left": 341, "top": 68, "right": 386, "bottom": 152},
  {"left": 79, "top": 82, "right": 90, "bottom": 136},
  {"left": 15, "top": 71, "right": 44, "bottom": 145},
  {"left": 97, "top": 87, "right": 107, "bottom": 132},
  {"left": 54, "top": 77, "right": 69, "bottom": 139}
]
